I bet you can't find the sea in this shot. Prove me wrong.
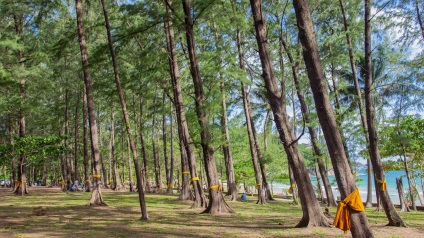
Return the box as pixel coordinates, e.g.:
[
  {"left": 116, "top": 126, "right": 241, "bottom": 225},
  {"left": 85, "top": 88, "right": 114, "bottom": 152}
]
[{"left": 270, "top": 170, "right": 423, "bottom": 205}]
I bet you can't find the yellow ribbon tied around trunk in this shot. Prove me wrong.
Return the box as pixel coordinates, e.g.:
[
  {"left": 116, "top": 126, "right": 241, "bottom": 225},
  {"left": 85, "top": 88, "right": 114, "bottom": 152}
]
[
  {"left": 288, "top": 183, "right": 295, "bottom": 194},
  {"left": 255, "top": 183, "right": 262, "bottom": 189},
  {"left": 376, "top": 178, "right": 387, "bottom": 191},
  {"left": 333, "top": 189, "right": 365, "bottom": 234},
  {"left": 92, "top": 174, "right": 101, "bottom": 179},
  {"left": 182, "top": 171, "right": 190, "bottom": 174},
  {"left": 209, "top": 184, "right": 220, "bottom": 192}
]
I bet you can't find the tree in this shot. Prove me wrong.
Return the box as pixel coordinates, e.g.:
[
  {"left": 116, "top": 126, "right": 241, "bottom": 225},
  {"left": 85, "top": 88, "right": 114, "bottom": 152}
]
[
  {"left": 364, "top": 0, "right": 406, "bottom": 226},
  {"left": 182, "top": 0, "right": 234, "bottom": 214},
  {"left": 75, "top": 0, "right": 105, "bottom": 206},
  {"left": 249, "top": 0, "right": 331, "bottom": 227},
  {"left": 100, "top": 0, "right": 148, "bottom": 218},
  {"left": 292, "top": 0, "right": 373, "bottom": 235},
  {"left": 164, "top": 0, "right": 205, "bottom": 205}
]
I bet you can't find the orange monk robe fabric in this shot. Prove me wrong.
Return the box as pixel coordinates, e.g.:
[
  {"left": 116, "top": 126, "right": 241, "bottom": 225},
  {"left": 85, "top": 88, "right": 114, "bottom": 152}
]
[{"left": 333, "top": 189, "right": 365, "bottom": 234}]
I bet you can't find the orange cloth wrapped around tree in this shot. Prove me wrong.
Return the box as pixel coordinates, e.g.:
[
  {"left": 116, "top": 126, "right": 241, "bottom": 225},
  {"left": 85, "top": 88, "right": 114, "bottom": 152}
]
[{"left": 333, "top": 189, "right": 365, "bottom": 234}]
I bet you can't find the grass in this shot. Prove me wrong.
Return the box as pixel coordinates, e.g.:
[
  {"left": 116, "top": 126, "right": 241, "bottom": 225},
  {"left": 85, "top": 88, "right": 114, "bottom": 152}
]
[{"left": 1, "top": 187, "right": 423, "bottom": 237}]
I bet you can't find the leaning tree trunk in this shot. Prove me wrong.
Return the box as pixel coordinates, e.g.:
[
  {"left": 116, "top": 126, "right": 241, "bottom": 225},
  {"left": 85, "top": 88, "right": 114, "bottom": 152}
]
[
  {"left": 151, "top": 89, "right": 162, "bottom": 191},
  {"left": 401, "top": 144, "right": 416, "bottom": 210},
  {"left": 236, "top": 29, "right": 266, "bottom": 204},
  {"left": 182, "top": 0, "right": 233, "bottom": 214},
  {"left": 396, "top": 178, "right": 411, "bottom": 212},
  {"left": 250, "top": 0, "right": 331, "bottom": 227},
  {"left": 364, "top": 0, "right": 407, "bottom": 227},
  {"left": 339, "top": 0, "right": 373, "bottom": 208},
  {"left": 293, "top": 0, "right": 373, "bottom": 235},
  {"left": 281, "top": 38, "right": 336, "bottom": 207},
  {"left": 165, "top": 0, "right": 205, "bottom": 205},
  {"left": 100, "top": 0, "right": 148, "bottom": 218},
  {"left": 76, "top": 0, "right": 105, "bottom": 206}
]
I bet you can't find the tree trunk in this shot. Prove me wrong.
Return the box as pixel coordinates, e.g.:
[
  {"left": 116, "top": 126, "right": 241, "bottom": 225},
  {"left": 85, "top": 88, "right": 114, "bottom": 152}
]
[
  {"left": 65, "top": 77, "right": 72, "bottom": 190},
  {"left": 210, "top": 15, "right": 238, "bottom": 202},
  {"left": 396, "top": 178, "right": 411, "bottom": 212},
  {"left": 182, "top": 0, "right": 233, "bottom": 214},
  {"left": 167, "top": 101, "right": 175, "bottom": 194},
  {"left": 97, "top": 114, "right": 109, "bottom": 189},
  {"left": 152, "top": 88, "right": 162, "bottom": 192},
  {"left": 220, "top": 80, "right": 238, "bottom": 201},
  {"left": 139, "top": 96, "right": 150, "bottom": 193},
  {"left": 339, "top": 0, "right": 373, "bottom": 208},
  {"left": 281, "top": 37, "right": 337, "bottom": 207},
  {"left": 250, "top": 0, "right": 330, "bottom": 227},
  {"left": 83, "top": 87, "right": 91, "bottom": 192},
  {"left": 165, "top": 0, "right": 204, "bottom": 205},
  {"left": 162, "top": 91, "right": 170, "bottom": 192},
  {"left": 76, "top": 0, "right": 105, "bottom": 206},
  {"left": 100, "top": 0, "right": 148, "bottom": 218},
  {"left": 292, "top": 0, "right": 374, "bottom": 235},
  {"left": 415, "top": 0, "right": 424, "bottom": 41},
  {"left": 401, "top": 146, "right": 416, "bottom": 210},
  {"left": 364, "top": 0, "right": 407, "bottom": 226},
  {"left": 74, "top": 89, "right": 80, "bottom": 182},
  {"left": 127, "top": 136, "right": 134, "bottom": 192},
  {"left": 236, "top": 29, "right": 266, "bottom": 204}
]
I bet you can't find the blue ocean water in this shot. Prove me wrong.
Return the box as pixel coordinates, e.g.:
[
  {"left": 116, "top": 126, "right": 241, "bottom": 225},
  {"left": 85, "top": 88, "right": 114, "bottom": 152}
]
[
  {"left": 272, "top": 170, "right": 423, "bottom": 205},
  {"left": 319, "top": 170, "right": 423, "bottom": 205}
]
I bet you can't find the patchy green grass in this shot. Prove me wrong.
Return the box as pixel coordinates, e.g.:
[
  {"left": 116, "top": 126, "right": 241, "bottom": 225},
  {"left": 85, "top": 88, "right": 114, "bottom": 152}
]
[{"left": 1, "top": 187, "right": 423, "bottom": 237}]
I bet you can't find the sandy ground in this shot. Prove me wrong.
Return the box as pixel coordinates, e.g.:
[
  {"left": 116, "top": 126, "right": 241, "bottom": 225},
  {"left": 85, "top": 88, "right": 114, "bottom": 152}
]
[{"left": 0, "top": 187, "right": 423, "bottom": 238}]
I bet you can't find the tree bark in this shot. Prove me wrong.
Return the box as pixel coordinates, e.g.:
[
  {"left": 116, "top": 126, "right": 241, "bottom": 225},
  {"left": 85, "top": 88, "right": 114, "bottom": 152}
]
[
  {"left": 182, "top": 0, "right": 233, "bottom": 214},
  {"left": 74, "top": 89, "right": 80, "bottom": 182},
  {"left": 211, "top": 15, "right": 238, "bottom": 202},
  {"left": 396, "top": 178, "right": 411, "bottom": 212},
  {"left": 339, "top": 0, "right": 373, "bottom": 208},
  {"left": 292, "top": 0, "right": 374, "bottom": 235},
  {"left": 364, "top": 0, "right": 407, "bottom": 226},
  {"left": 139, "top": 96, "right": 150, "bottom": 193},
  {"left": 281, "top": 37, "right": 337, "bottom": 207},
  {"left": 76, "top": 0, "right": 105, "bottom": 206},
  {"left": 250, "top": 0, "right": 330, "bottom": 227},
  {"left": 162, "top": 91, "right": 170, "bottom": 192},
  {"left": 236, "top": 29, "right": 266, "bottom": 204},
  {"left": 152, "top": 89, "right": 162, "bottom": 191},
  {"left": 83, "top": 87, "right": 91, "bottom": 192},
  {"left": 164, "top": 0, "right": 204, "bottom": 204},
  {"left": 167, "top": 101, "right": 175, "bottom": 194},
  {"left": 100, "top": 0, "right": 148, "bottom": 218}
]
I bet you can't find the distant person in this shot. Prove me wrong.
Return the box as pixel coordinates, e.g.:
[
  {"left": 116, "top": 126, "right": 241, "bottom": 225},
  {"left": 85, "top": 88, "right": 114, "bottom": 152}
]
[
  {"left": 324, "top": 207, "right": 332, "bottom": 218},
  {"left": 241, "top": 193, "right": 248, "bottom": 202}
]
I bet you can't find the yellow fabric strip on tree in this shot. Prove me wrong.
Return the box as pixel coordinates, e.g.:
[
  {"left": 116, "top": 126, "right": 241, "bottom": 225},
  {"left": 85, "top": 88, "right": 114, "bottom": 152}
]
[
  {"left": 85, "top": 180, "right": 90, "bottom": 182},
  {"left": 255, "top": 183, "right": 262, "bottom": 188},
  {"left": 92, "top": 174, "right": 101, "bottom": 179},
  {"left": 191, "top": 177, "right": 199, "bottom": 181},
  {"left": 376, "top": 178, "right": 387, "bottom": 191},
  {"left": 209, "top": 184, "right": 220, "bottom": 192},
  {"left": 291, "top": 183, "right": 296, "bottom": 187},
  {"left": 182, "top": 171, "right": 190, "bottom": 174},
  {"left": 333, "top": 189, "right": 365, "bottom": 234},
  {"left": 168, "top": 184, "right": 174, "bottom": 188}
]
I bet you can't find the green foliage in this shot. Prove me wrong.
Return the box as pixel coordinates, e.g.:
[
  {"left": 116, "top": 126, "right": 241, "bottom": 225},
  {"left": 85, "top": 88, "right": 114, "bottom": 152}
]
[{"left": 0, "top": 136, "right": 65, "bottom": 167}]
